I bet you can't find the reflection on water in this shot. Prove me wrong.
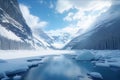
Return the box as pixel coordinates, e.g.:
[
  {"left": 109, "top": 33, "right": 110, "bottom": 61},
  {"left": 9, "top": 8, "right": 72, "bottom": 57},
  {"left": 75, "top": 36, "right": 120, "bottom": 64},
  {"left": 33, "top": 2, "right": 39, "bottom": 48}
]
[
  {"left": 23, "top": 55, "right": 91, "bottom": 80},
  {"left": 44, "top": 56, "right": 81, "bottom": 78},
  {"left": 23, "top": 55, "right": 120, "bottom": 80}
]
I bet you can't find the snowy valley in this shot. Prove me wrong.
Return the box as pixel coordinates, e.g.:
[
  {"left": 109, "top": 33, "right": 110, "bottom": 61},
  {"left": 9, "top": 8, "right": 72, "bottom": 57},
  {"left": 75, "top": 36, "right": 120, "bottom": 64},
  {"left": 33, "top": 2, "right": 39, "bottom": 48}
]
[{"left": 0, "top": 0, "right": 120, "bottom": 80}]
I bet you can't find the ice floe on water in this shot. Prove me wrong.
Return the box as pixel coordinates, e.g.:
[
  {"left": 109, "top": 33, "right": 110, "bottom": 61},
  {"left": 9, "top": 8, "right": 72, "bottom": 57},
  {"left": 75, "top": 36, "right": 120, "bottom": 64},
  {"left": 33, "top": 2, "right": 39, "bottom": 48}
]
[
  {"left": 87, "top": 72, "right": 103, "bottom": 80},
  {"left": 75, "top": 51, "right": 95, "bottom": 60},
  {"left": 0, "top": 55, "right": 49, "bottom": 79},
  {"left": 90, "top": 50, "right": 120, "bottom": 71},
  {"left": 13, "top": 75, "right": 22, "bottom": 80}
]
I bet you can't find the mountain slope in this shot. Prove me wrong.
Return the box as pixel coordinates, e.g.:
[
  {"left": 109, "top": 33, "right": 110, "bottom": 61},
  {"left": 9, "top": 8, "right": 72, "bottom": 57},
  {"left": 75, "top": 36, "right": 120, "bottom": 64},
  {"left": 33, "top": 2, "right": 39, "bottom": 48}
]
[
  {"left": 0, "top": 0, "right": 34, "bottom": 49},
  {"left": 65, "top": 4, "right": 120, "bottom": 50},
  {"left": 37, "top": 29, "right": 53, "bottom": 45},
  {"left": 0, "top": 0, "right": 53, "bottom": 49},
  {"left": 0, "top": 0, "right": 32, "bottom": 40}
]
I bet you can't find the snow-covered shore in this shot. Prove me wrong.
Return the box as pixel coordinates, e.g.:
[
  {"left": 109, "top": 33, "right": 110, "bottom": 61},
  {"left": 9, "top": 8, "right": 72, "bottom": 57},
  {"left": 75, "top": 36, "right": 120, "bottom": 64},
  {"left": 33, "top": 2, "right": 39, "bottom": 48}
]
[
  {"left": 0, "top": 55, "right": 47, "bottom": 79},
  {"left": 0, "top": 50, "right": 75, "bottom": 79}
]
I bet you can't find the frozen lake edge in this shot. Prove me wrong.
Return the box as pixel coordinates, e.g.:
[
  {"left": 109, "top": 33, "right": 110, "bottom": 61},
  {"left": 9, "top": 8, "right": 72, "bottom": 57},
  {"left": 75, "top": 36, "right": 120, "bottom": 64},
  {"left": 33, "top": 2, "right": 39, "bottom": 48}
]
[{"left": 0, "top": 50, "right": 120, "bottom": 80}]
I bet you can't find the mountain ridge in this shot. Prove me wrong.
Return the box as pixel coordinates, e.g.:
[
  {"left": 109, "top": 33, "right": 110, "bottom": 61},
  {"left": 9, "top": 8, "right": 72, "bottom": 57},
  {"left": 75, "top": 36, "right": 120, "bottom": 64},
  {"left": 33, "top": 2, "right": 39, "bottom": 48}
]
[{"left": 0, "top": 0, "right": 53, "bottom": 50}]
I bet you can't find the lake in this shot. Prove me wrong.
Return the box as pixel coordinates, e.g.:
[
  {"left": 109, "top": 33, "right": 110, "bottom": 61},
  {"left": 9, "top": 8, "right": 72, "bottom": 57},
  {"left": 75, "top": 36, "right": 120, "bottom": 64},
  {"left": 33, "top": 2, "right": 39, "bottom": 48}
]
[{"left": 23, "top": 54, "right": 120, "bottom": 80}]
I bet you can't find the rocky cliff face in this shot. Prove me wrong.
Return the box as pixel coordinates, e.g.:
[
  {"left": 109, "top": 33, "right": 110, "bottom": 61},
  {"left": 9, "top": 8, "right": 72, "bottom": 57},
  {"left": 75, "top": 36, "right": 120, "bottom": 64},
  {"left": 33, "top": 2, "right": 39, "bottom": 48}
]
[{"left": 0, "top": 0, "right": 33, "bottom": 49}]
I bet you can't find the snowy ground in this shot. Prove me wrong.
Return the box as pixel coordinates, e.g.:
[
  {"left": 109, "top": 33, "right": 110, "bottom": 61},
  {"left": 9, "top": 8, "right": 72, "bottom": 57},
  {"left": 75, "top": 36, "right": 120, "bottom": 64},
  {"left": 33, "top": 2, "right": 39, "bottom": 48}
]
[
  {"left": 0, "top": 50, "right": 120, "bottom": 80},
  {"left": 0, "top": 50, "right": 75, "bottom": 59},
  {"left": 0, "top": 54, "right": 48, "bottom": 79}
]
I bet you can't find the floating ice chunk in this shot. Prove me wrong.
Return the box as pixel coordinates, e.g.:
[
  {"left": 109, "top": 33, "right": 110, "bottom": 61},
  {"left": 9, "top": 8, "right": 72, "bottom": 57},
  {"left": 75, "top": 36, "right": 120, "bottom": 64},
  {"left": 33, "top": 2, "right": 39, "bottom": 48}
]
[
  {"left": 87, "top": 72, "right": 103, "bottom": 79},
  {"left": 110, "top": 63, "right": 120, "bottom": 68},
  {"left": 76, "top": 51, "right": 95, "bottom": 60},
  {"left": 13, "top": 75, "right": 22, "bottom": 80},
  {"left": 107, "top": 59, "right": 117, "bottom": 62},
  {"left": 95, "top": 62, "right": 109, "bottom": 67},
  {"left": 109, "top": 62, "right": 120, "bottom": 71}
]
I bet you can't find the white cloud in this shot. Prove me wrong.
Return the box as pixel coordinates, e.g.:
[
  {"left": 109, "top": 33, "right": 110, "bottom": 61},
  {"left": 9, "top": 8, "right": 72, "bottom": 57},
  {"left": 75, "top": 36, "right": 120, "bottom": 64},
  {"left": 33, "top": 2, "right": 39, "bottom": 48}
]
[
  {"left": 76, "top": 15, "right": 96, "bottom": 30},
  {"left": 48, "top": 24, "right": 79, "bottom": 37},
  {"left": 56, "top": 0, "right": 73, "bottom": 13},
  {"left": 63, "top": 12, "right": 74, "bottom": 21},
  {"left": 56, "top": 0, "right": 111, "bottom": 13},
  {"left": 19, "top": 4, "right": 48, "bottom": 30},
  {"left": 56, "top": 0, "right": 111, "bottom": 32},
  {"left": 72, "top": 10, "right": 84, "bottom": 20},
  {"left": 55, "top": 0, "right": 94, "bottom": 13}
]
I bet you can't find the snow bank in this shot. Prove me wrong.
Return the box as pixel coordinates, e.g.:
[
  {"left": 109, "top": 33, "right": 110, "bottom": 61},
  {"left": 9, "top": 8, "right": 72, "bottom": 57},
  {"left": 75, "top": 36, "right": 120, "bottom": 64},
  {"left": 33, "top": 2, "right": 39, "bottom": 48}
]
[
  {"left": 0, "top": 55, "right": 49, "bottom": 79},
  {"left": 0, "top": 62, "right": 29, "bottom": 75},
  {"left": 0, "top": 50, "right": 75, "bottom": 59},
  {"left": 0, "top": 50, "right": 76, "bottom": 79},
  {"left": 76, "top": 51, "right": 95, "bottom": 60}
]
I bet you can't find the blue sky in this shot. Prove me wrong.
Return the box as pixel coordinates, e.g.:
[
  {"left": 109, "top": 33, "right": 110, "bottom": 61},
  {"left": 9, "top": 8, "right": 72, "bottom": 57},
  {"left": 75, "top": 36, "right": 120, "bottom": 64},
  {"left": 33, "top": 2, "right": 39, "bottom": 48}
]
[
  {"left": 18, "top": 0, "right": 112, "bottom": 36},
  {"left": 18, "top": 0, "right": 69, "bottom": 31}
]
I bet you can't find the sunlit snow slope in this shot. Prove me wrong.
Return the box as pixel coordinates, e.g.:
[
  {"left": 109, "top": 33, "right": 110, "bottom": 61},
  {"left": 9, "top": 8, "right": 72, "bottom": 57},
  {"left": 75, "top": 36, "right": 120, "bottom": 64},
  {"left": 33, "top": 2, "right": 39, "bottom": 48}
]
[{"left": 65, "top": 4, "right": 120, "bottom": 50}]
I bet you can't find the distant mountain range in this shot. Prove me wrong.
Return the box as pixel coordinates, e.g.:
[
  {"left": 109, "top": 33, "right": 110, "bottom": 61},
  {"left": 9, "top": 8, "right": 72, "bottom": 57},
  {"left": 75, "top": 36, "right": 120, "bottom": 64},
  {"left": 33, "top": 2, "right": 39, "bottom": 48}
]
[{"left": 47, "top": 31, "right": 72, "bottom": 49}]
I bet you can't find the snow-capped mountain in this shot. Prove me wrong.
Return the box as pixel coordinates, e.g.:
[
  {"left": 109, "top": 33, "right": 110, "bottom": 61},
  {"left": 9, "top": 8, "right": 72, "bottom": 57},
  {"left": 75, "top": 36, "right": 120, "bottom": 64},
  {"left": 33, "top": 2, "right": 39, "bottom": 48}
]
[
  {"left": 65, "top": 3, "right": 120, "bottom": 50},
  {"left": 0, "top": 0, "right": 32, "bottom": 40},
  {"left": 47, "top": 31, "right": 72, "bottom": 49},
  {"left": 0, "top": 0, "right": 53, "bottom": 49},
  {"left": 35, "top": 29, "right": 53, "bottom": 45}
]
